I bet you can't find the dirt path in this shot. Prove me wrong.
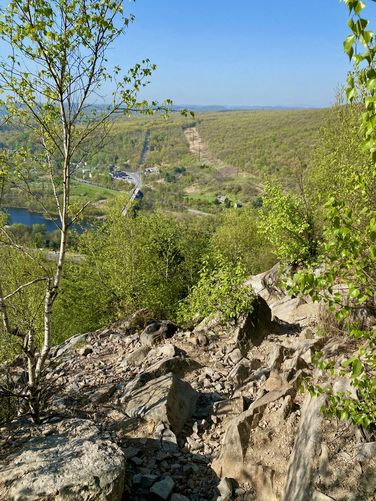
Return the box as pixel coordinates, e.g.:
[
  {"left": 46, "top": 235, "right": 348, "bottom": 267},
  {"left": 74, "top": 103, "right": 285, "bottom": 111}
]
[{"left": 183, "top": 126, "right": 263, "bottom": 192}]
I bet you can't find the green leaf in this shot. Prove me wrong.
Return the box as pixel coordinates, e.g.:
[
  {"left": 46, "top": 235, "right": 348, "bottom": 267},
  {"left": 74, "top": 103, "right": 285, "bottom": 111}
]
[
  {"left": 344, "top": 34, "right": 356, "bottom": 57},
  {"left": 354, "top": 1, "right": 366, "bottom": 14},
  {"left": 352, "top": 358, "right": 363, "bottom": 377}
]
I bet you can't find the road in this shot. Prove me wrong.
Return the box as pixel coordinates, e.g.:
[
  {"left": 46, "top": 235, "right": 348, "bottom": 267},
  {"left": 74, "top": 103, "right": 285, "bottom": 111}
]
[
  {"left": 124, "top": 170, "right": 142, "bottom": 191},
  {"left": 121, "top": 130, "right": 150, "bottom": 215}
]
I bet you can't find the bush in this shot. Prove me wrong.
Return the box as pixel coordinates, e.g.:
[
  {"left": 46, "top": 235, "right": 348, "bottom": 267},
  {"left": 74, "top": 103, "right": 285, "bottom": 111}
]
[{"left": 178, "top": 254, "right": 254, "bottom": 326}]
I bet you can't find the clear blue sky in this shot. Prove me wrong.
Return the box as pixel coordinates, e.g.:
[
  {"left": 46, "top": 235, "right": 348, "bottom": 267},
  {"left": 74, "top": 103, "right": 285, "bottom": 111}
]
[{"left": 110, "top": 0, "right": 376, "bottom": 108}]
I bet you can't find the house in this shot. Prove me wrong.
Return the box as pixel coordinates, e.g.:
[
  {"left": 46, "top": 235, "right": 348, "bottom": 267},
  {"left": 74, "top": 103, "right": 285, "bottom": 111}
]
[
  {"left": 144, "top": 167, "right": 159, "bottom": 175},
  {"left": 215, "top": 195, "right": 230, "bottom": 205}
]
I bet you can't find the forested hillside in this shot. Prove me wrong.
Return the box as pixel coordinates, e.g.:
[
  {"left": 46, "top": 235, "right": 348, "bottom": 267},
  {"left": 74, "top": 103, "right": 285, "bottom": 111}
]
[{"left": 0, "top": 107, "right": 328, "bottom": 215}]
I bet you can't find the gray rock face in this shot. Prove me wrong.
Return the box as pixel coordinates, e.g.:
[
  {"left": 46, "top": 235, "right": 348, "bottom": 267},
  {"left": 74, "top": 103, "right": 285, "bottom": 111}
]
[
  {"left": 0, "top": 419, "right": 125, "bottom": 501},
  {"left": 125, "top": 373, "right": 198, "bottom": 434}
]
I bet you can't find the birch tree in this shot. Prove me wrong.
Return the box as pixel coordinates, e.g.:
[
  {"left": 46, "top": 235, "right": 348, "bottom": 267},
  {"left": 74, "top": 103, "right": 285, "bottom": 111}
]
[{"left": 0, "top": 0, "right": 167, "bottom": 422}]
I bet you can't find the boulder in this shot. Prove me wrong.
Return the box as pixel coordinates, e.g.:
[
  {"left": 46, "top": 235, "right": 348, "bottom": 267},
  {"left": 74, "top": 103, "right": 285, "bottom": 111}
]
[
  {"left": 124, "top": 373, "right": 198, "bottom": 434},
  {"left": 52, "top": 332, "right": 89, "bottom": 359},
  {"left": 91, "top": 383, "right": 117, "bottom": 404},
  {"left": 228, "top": 358, "right": 261, "bottom": 385},
  {"left": 217, "top": 477, "right": 233, "bottom": 501},
  {"left": 0, "top": 419, "right": 125, "bottom": 501},
  {"left": 227, "top": 348, "right": 243, "bottom": 365},
  {"left": 248, "top": 265, "right": 320, "bottom": 328},
  {"left": 112, "top": 308, "right": 154, "bottom": 334},
  {"left": 149, "top": 476, "right": 174, "bottom": 499},
  {"left": 233, "top": 296, "right": 273, "bottom": 355},
  {"left": 122, "top": 346, "right": 151, "bottom": 367},
  {"left": 148, "top": 343, "right": 177, "bottom": 360},
  {"left": 140, "top": 321, "right": 178, "bottom": 347},
  {"left": 213, "top": 397, "right": 246, "bottom": 421},
  {"left": 123, "top": 356, "right": 201, "bottom": 396}
]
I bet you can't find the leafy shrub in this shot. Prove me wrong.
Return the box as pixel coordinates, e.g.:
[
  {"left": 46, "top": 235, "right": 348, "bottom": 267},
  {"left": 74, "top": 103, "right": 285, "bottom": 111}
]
[{"left": 178, "top": 254, "right": 254, "bottom": 325}]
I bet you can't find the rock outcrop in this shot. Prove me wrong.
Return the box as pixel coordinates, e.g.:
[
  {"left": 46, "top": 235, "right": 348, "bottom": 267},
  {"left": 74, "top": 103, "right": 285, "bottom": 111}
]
[
  {"left": 0, "top": 269, "right": 374, "bottom": 501},
  {"left": 0, "top": 419, "right": 125, "bottom": 501}
]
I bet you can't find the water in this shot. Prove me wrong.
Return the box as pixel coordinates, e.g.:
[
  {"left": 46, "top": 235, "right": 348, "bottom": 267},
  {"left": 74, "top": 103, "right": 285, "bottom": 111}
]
[
  {"left": 2, "top": 207, "right": 59, "bottom": 232},
  {"left": 1, "top": 207, "right": 88, "bottom": 234}
]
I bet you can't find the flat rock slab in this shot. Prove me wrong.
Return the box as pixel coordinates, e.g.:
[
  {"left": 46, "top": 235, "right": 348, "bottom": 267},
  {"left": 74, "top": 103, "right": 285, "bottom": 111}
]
[
  {"left": 283, "top": 394, "right": 325, "bottom": 501},
  {"left": 0, "top": 419, "right": 125, "bottom": 501},
  {"left": 125, "top": 372, "right": 198, "bottom": 434}
]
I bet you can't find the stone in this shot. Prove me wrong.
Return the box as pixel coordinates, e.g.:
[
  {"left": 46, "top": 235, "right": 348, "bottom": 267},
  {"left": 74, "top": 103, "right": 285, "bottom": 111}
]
[
  {"left": 150, "top": 476, "right": 175, "bottom": 500},
  {"left": 156, "top": 427, "right": 179, "bottom": 453},
  {"left": 124, "top": 447, "right": 141, "bottom": 459},
  {"left": 233, "top": 296, "right": 273, "bottom": 355},
  {"left": 133, "top": 474, "right": 158, "bottom": 489},
  {"left": 246, "top": 464, "right": 278, "bottom": 501},
  {"left": 171, "top": 494, "right": 190, "bottom": 501},
  {"left": 91, "top": 383, "right": 117, "bottom": 404},
  {"left": 140, "top": 321, "right": 178, "bottom": 347},
  {"left": 0, "top": 419, "right": 125, "bottom": 501},
  {"left": 217, "top": 477, "right": 233, "bottom": 501},
  {"left": 122, "top": 346, "right": 151, "bottom": 367},
  {"left": 79, "top": 345, "right": 93, "bottom": 356},
  {"left": 248, "top": 265, "right": 320, "bottom": 329},
  {"left": 148, "top": 343, "right": 177, "bottom": 360},
  {"left": 122, "top": 356, "right": 201, "bottom": 398},
  {"left": 227, "top": 348, "right": 243, "bottom": 365},
  {"left": 213, "top": 397, "right": 245, "bottom": 420},
  {"left": 124, "top": 373, "right": 198, "bottom": 434},
  {"left": 52, "top": 332, "right": 89, "bottom": 359},
  {"left": 143, "top": 357, "right": 202, "bottom": 386},
  {"left": 228, "top": 358, "right": 261, "bottom": 385},
  {"left": 195, "top": 333, "right": 209, "bottom": 346},
  {"left": 355, "top": 441, "right": 376, "bottom": 463}
]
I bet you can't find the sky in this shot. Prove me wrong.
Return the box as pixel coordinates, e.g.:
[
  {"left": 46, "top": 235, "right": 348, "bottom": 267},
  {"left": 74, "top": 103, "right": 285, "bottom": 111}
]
[{"left": 109, "top": 0, "right": 376, "bottom": 108}]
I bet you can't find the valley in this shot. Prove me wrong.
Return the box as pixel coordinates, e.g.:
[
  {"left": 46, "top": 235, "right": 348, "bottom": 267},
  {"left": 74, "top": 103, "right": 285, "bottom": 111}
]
[{"left": 0, "top": 107, "right": 328, "bottom": 224}]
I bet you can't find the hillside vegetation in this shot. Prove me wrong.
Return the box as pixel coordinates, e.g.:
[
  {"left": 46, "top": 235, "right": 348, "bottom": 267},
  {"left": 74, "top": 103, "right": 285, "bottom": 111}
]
[{"left": 0, "top": 108, "right": 328, "bottom": 214}]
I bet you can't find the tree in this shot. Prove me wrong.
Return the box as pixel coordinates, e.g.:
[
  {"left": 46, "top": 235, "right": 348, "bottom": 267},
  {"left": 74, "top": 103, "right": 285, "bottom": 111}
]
[
  {"left": 290, "top": 0, "right": 376, "bottom": 428},
  {"left": 0, "top": 0, "right": 167, "bottom": 421},
  {"left": 56, "top": 207, "right": 211, "bottom": 329},
  {"left": 210, "top": 208, "right": 275, "bottom": 275},
  {"left": 258, "top": 181, "right": 317, "bottom": 265}
]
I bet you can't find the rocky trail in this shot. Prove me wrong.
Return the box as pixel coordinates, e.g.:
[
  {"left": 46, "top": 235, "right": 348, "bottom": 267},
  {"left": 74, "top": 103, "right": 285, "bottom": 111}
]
[{"left": 0, "top": 268, "right": 375, "bottom": 501}]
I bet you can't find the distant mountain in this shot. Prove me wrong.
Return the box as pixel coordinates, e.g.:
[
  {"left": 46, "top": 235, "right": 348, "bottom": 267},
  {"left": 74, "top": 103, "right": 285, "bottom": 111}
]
[{"left": 171, "top": 104, "right": 318, "bottom": 112}]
